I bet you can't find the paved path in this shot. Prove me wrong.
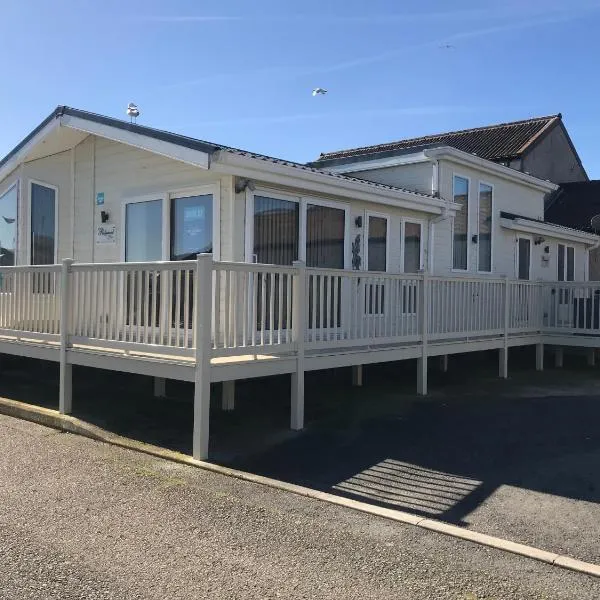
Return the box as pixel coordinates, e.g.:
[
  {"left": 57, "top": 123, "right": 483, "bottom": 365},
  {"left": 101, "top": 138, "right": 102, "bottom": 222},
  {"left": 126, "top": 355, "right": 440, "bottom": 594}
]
[{"left": 0, "top": 414, "right": 598, "bottom": 599}]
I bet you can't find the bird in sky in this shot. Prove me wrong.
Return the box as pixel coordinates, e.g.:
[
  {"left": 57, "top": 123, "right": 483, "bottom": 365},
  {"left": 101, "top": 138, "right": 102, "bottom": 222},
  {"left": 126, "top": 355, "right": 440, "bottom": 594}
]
[
  {"left": 312, "top": 88, "right": 328, "bottom": 96},
  {"left": 439, "top": 43, "right": 455, "bottom": 50}
]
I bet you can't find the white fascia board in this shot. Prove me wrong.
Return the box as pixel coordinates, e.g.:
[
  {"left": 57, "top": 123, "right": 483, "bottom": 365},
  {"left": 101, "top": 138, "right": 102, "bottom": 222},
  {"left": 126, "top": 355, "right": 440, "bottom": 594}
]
[
  {"left": 60, "top": 115, "right": 210, "bottom": 169},
  {"left": 212, "top": 151, "right": 456, "bottom": 216},
  {"left": 424, "top": 147, "right": 558, "bottom": 193},
  {"left": 0, "top": 118, "right": 60, "bottom": 183},
  {"left": 500, "top": 217, "right": 600, "bottom": 246},
  {"left": 325, "top": 152, "right": 429, "bottom": 174}
]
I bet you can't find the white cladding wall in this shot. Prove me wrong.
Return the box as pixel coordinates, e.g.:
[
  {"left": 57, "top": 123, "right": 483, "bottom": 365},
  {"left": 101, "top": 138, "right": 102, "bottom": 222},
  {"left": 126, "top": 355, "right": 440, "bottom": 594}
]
[{"left": 350, "top": 162, "right": 433, "bottom": 195}]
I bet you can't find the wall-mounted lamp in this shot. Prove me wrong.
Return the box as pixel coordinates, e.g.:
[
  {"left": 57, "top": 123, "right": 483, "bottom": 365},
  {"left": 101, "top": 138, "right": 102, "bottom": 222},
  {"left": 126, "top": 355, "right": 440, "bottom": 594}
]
[
  {"left": 101, "top": 210, "right": 110, "bottom": 223},
  {"left": 544, "top": 245, "right": 550, "bottom": 254},
  {"left": 534, "top": 235, "right": 545, "bottom": 246},
  {"left": 471, "top": 234, "right": 478, "bottom": 244},
  {"left": 354, "top": 215, "right": 363, "bottom": 228}
]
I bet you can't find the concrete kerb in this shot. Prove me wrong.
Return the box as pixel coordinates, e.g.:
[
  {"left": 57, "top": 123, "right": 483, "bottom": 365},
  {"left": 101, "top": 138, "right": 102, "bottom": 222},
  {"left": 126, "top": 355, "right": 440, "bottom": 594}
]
[{"left": 1, "top": 396, "right": 599, "bottom": 580}]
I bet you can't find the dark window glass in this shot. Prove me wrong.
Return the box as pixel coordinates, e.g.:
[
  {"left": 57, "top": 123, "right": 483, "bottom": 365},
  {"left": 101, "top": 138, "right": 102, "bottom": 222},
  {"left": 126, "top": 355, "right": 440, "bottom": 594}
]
[
  {"left": 30, "top": 183, "right": 56, "bottom": 265},
  {"left": 557, "top": 244, "right": 565, "bottom": 282},
  {"left": 0, "top": 185, "right": 17, "bottom": 266},
  {"left": 170, "top": 194, "right": 213, "bottom": 260},
  {"left": 253, "top": 196, "right": 299, "bottom": 265},
  {"left": 478, "top": 183, "right": 492, "bottom": 272},
  {"left": 125, "top": 199, "right": 162, "bottom": 262},
  {"left": 306, "top": 204, "right": 345, "bottom": 268},
  {"left": 567, "top": 246, "right": 575, "bottom": 281},
  {"left": 403, "top": 221, "right": 422, "bottom": 273},
  {"left": 453, "top": 176, "right": 469, "bottom": 270},
  {"left": 368, "top": 216, "right": 387, "bottom": 271},
  {"left": 518, "top": 238, "right": 531, "bottom": 280}
]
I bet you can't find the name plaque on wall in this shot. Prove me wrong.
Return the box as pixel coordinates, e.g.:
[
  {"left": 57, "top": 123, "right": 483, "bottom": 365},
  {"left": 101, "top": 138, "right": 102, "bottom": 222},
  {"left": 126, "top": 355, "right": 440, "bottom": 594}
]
[{"left": 96, "top": 224, "right": 117, "bottom": 245}]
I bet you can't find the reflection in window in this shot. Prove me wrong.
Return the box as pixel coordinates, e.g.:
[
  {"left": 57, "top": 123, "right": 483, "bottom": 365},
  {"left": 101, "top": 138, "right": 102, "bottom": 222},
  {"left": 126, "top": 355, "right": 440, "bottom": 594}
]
[
  {"left": 253, "top": 196, "right": 299, "bottom": 265},
  {"left": 478, "top": 183, "right": 492, "bottom": 272},
  {"left": 557, "top": 244, "right": 575, "bottom": 282},
  {"left": 306, "top": 204, "right": 345, "bottom": 268},
  {"left": 403, "top": 221, "right": 422, "bottom": 273},
  {"left": 171, "top": 194, "right": 213, "bottom": 260},
  {"left": 125, "top": 199, "right": 162, "bottom": 262},
  {"left": 368, "top": 216, "right": 387, "bottom": 271},
  {"left": 453, "top": 176, "right": 469, "bottom": 270},
  {"left": 0, "top": 185, "right": 17, "bottom": 266},
  {"left": 30, "top": 183, "right": 56, "bottom": 265}
]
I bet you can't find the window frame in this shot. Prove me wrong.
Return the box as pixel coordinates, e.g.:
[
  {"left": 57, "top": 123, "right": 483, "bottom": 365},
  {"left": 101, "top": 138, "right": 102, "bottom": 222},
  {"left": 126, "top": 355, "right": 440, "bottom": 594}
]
[
  {"left": 557, "top": 243, "right": 576, "bottom": 282},
  {"left": 451, "top": 173, "right": 471, "bottom": 273},
  {"left": 477, "top": 180, "right": 494, "bottom": 274},
  {"left": 121, "top": 183, "right": 220, "bottom": 262},
  {"left": 245, "top": 188, "right": 351, "bottom": 268},
  {"left": 364, "top": 211, "right": 390, "bottom": 273},
  {"left": 400, "top": 218, "right": 424, "bottom": 273},
  {"left": 0, "top": 180, "right": 19, "bottom": 266},
  {"left": 28, "top": 179, "right": 58, "bottom": 265}
]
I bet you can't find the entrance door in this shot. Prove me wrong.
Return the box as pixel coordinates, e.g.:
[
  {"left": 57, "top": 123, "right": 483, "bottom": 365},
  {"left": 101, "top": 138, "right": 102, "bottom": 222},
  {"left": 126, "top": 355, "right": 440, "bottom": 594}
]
[{"left": 517, "top": 237, "right": 531, "bottom": 280}]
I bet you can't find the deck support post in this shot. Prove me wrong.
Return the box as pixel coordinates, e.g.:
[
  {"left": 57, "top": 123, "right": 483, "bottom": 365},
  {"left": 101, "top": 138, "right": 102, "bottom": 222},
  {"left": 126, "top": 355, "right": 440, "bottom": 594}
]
[
  {"left": 554, "top": 347, "right": 564, "bottom": 368},
  {"left": 352, "top": 365, "right": 363, "bottom": 387},
  {"left": 222, "top": 381, "right": 235, "bottom": 411},
  {"left": 291, "top": 261, "right": 306, "bottom": 430},
  {"left": 192, "top": 254, "right": 213, "bottom": 461},
  {"left": 440, "top": 355, "right": 448, "bottom": 373},
  {"left": 587, "top": 349, "right": 596, "bottom": 367},
  {"left": 417, "top": 270, "right": 429, "bottom": 396},
  {"left": 535, "top": 343, "right": 544, "bottom": 371},
  {"left": 59, "top": 259, "right": 74, "bottom": 415},
  {"left": 499, "top": 276, "right": 510, "bottom": 379},
  {"left": 153, "top": 377, "right": 166, "bottom": 398}
]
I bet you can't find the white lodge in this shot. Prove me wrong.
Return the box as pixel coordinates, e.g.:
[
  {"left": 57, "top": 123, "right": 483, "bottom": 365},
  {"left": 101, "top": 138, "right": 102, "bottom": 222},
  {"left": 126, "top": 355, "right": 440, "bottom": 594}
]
[{"left": 0, "top": 106, "right": 599, "bottom": 460}]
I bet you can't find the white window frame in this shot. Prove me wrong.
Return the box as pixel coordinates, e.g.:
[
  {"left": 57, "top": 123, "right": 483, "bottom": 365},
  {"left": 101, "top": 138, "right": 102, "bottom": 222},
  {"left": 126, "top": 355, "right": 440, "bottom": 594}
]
[
  {"left": 28, "top": 179, "right": 58, "bottom": 265},
  {"left": 0, "top": 180, "right": 19, "bottom": 265},
  {"left": 451, "top": 173, "right": 471, "bottom": 272},
  {"left": 245, "top": 187, "right": 350, "bottom": 268},
  {"left": 400, "top": 217, "right": 425, "bottom": 273},
  {"left": 557, "top": 243, "right": 576, "bottom": 282},
  {"left": 477, "top": 180, "right": 494, "bottom": 274},
  {"left": 121, "top": 183, "right": 220, "bottom": 262},
  {"left": 516, "top": 235, "right": 533, "bottom": 281},
  {"left": 364, "top": 211, "right": 391, "bottom": 273}
]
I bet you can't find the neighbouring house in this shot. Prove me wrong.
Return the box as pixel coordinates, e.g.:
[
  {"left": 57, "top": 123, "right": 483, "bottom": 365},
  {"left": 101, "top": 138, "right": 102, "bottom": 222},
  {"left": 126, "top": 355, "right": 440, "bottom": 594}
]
[
  {"left": 313, "top": 114, "right": 588, "bottom": 184},
  {"left": 0, "top": 106, "right": 599, "bottom": 460},
  {"left": 545, "top": 180, "right": 600, "bottom": 280},
  {"left": 311, "top": 143, "right": 597, "bottom": 283}
]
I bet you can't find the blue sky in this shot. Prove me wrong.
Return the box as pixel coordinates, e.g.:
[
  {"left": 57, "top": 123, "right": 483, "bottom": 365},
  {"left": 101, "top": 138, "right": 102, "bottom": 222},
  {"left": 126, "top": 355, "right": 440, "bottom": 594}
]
[{"left": 2, "top": 0, "right": 600, "bottom": 176}]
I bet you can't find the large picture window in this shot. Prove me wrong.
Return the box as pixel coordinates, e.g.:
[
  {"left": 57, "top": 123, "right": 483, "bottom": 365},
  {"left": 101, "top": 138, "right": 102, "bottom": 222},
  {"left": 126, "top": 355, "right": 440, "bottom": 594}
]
[
  {"left": 30, "top": 182, "right": 56, "bottom": 265},
  {"left": 478, "top": 183, "right": 493, "bottom": 272},
  {"left": 453, "top": 175, "right": 469, "bottom": 270},
  {"left": 0, "top": 184, "right": 17, "bottom": 266},
  {"left": 170, "top": 194, "right": 213, "bottom": 260}
]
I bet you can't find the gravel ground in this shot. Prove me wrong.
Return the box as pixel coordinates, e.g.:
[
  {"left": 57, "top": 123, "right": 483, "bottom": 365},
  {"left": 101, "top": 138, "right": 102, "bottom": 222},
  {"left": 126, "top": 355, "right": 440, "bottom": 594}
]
[{"left": 0, "top": 414, "right": 599, "bottom": 599}]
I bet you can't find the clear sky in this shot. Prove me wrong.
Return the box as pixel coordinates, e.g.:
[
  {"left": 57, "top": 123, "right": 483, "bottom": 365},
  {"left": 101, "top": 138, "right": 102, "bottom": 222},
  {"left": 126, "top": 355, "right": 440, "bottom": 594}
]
[{"left": 2, "top": 0, "right": 600, "bottom": 177}]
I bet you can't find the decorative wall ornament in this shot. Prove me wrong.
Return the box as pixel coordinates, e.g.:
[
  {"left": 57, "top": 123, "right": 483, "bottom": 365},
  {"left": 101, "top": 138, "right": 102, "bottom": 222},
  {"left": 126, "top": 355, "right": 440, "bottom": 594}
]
[{"left": 351, "top": 234, "right": 362, "bottom": 270}]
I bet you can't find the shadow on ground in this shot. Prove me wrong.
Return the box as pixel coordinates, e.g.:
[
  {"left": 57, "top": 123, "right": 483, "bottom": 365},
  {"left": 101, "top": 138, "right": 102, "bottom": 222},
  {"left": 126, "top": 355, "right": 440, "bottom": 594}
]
[{"left": 1, "top": 348, "right": 599, "bottom": 530}]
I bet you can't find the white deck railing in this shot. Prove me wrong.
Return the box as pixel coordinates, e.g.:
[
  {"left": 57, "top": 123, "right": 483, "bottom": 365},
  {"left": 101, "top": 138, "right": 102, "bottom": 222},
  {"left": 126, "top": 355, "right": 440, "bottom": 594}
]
[{"left": 0, "top": 256, "right": 596, "bottom": 360}]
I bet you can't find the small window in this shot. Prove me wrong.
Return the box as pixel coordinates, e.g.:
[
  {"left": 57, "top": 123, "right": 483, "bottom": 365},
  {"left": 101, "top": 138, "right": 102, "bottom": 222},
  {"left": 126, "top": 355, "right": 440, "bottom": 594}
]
[
  {"left": 30, "top": 182, "right": 56, "bottom": 265},
  {"left": 403, "top": 221, "right": 422, "bottom": 273},
  {"left": 367, "top": 215, "right": 387, "bottom": 271},
  {"left": 0, "top": 184, "right": 17, "bottom": 266},
  {"left": 453, "top": 176, "right": 469, "bottom": 270},
  {"left": 558, "top": 244, "right": 575, "bottom": 281},
  {"left": 478, "top": 183, "right": 493, "bottom": 272}
]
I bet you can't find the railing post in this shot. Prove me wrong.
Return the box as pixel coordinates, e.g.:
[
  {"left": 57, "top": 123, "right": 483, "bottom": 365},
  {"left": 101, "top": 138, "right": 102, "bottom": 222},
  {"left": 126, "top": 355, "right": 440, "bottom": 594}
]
[
  {"left": 193, "top": 253, "right": 213, "bottom": 460},
  {"left": 59, "top": 259, "right": 74, "bottom": 414},
  {"left": 417, "top": 270, "right": 428, "bottom": 395},
  {"left": 499, "top": 275, "right": 510, "bottom": 379},
  {"left": 291, "top": 260, "right": 306, "bottom": 430}
]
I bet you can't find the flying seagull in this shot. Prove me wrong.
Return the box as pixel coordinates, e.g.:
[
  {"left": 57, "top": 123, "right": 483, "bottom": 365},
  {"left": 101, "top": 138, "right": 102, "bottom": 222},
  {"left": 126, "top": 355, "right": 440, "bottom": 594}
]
[
  {"left": 439, "top": 43, "right": 455, "bottom": 50},
  {"left": 312, "top": 88, "right": 327, "bottom": 96}
]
